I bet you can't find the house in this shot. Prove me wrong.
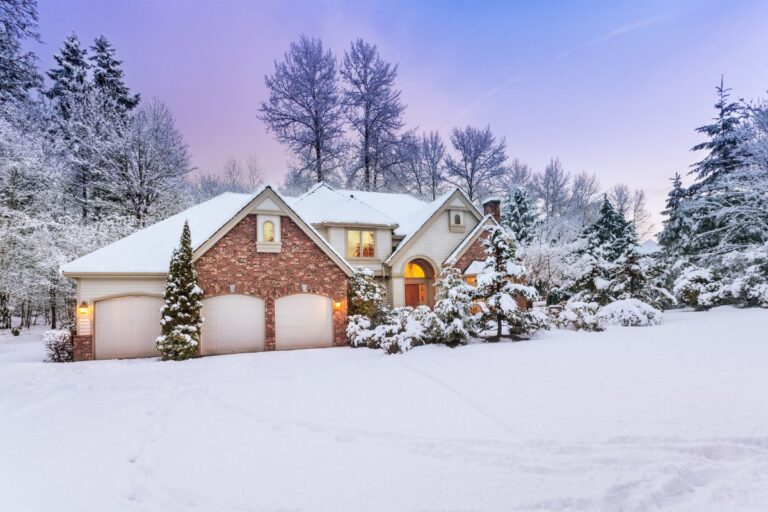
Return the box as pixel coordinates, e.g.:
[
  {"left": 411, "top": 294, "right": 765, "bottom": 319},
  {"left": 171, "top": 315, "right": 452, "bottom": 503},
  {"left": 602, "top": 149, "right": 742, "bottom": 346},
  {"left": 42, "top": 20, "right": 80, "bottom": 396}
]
[{"left": 62, "top": 183, "right": 501, "bottom": 360}]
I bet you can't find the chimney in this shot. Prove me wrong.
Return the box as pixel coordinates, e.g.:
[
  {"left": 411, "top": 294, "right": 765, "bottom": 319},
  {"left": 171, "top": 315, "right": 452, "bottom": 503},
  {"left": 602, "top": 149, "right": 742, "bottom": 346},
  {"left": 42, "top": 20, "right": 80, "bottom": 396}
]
[{"left": 482, "top": 196, "right": 502, "bottom": 222}]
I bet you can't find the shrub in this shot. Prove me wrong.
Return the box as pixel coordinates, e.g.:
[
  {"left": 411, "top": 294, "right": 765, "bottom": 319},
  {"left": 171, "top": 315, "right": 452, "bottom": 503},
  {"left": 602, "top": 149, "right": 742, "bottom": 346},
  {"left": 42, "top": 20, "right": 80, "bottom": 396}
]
[
  {"left": 433, "top": 267, "right": 477, "bottom": 346},
  {"left": 346, "top": 306, "right": 445, "bottom": 354},
  {"left": 348, "top": 267, "right": 387, "bottom": 321},
  {"left": 11, "top": 327, "right": 20, "bottom": 336},
  {"left": 596, "top": 299, "right": 663, "bottom": 327},
  {"left": 43, "top": 329, "right": 74, "bottom": 362},
  {"left": 557, "top": 301, "right": 602, "bottom": 331}
]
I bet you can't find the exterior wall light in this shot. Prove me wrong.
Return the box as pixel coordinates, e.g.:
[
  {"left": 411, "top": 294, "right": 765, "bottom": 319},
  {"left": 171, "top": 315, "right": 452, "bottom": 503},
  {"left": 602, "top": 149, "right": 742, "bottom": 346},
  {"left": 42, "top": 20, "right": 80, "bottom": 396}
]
[
  {"left": 78, "top": 301, "right": 89, "bottom": 315},
  {"left": 333, "top": 300, "right": 343, "bottom": 312},
  {"left": 229, "top": 284, "right": 236, "bottom": 293}
]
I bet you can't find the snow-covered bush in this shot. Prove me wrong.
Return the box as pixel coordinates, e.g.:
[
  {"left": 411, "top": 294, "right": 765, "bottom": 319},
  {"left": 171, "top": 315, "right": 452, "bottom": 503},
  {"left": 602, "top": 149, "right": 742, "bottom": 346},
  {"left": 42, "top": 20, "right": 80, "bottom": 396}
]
[
  {"left": 156, "top": 221, "right": 203, "bottom": 361},
  {"left": 557, "top": 301, "right": 602, "bottom": 331},
  {"left": 347, "top": 306, "right": 444, "bottom": 354},
  {"left": 11, "top": 327, "right": 20, "bottom": 336},
  {"left": 43, "top": 329, "right": 74, "bottom": 362},
  {"left": 596, "top": 298, "right": 663, "bottom": 327},
  {"left": 673, "top": 266, "right": 718, "bottom": 309},
  {"left": 347, "top": 267, "right": 387, "bottom": 320},
  {"left": 433, "top": 267, "right": 477, "bottom": 346}
]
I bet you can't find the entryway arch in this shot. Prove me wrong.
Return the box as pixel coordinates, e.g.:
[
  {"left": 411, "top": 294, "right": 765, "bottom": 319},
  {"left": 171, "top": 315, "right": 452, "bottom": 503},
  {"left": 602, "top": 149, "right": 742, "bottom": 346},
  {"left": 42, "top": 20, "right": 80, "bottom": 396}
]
[{"left": 403, "top": 258, "right": 436, "bottom": 308}]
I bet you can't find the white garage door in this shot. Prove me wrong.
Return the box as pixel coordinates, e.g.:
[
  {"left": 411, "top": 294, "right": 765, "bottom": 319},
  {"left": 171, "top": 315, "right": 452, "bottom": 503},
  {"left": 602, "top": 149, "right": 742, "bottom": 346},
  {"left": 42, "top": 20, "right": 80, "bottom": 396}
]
[
  {"left": 275, "top": 294, "right": 333, "bottom": 350},
  {"left": 201, "top": 294, "right": 265, "bottom": 355},
  {"left": 95, "top": 296, "right": 163, "bottom": 359}
]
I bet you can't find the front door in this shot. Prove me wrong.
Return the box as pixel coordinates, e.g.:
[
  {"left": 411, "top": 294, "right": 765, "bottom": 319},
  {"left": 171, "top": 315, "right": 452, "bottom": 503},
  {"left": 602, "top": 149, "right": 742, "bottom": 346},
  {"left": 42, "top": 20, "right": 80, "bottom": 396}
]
[{"left": 405, "top": 284, "right": 420, "bottom": 307}]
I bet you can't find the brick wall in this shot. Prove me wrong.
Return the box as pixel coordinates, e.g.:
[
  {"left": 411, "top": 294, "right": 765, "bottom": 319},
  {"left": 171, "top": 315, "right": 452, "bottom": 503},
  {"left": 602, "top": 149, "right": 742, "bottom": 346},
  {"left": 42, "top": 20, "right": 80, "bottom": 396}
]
[
  {"left": 195, "top": 215, "right": 349, "bottom": 349},
  {"left": 453, "top": 232, "right": 489, "bottom": 273},
  {"left": 73, "top": 335, "right": 93, "bottom": 361}
]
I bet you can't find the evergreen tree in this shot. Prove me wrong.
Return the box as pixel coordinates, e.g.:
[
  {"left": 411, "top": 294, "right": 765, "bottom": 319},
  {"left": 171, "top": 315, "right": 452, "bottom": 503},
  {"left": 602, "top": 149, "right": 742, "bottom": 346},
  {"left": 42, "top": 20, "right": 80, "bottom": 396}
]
[
  {"left": 501, "top": 186, "right": 538, "bottom": 244},
  {"left": 347, "top": 267, "right": 386, "bottom": 321},
  {"left": 689, "top": 77, "right": 745, "bottom": 192},
  {"left": 0, "top": 0, "right": 42, "bottom": 103},
  {"left": 156, "top": 221, "right": 203, "bottom": 360},
  {"left": 475, "top": 224, "right": 541, "bottom": 339},
  {"left": 433, "top": 267, "right": 477, "bottom": 346},
  {"left": 658, "top": 173, "right": 689, "bottom": 252},
  {"left": 46, "top": 33, "right": 90, "bottom": 120},
  {"left": 90, "top": 35, "right": 139, "bottom": 114}
]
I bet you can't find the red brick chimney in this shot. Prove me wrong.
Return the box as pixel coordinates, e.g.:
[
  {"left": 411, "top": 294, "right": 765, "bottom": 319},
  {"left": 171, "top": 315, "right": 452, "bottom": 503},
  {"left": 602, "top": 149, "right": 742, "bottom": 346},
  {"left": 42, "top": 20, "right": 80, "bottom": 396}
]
[{"left": 482, "top": 196, "right": 502, "bottom": 222}]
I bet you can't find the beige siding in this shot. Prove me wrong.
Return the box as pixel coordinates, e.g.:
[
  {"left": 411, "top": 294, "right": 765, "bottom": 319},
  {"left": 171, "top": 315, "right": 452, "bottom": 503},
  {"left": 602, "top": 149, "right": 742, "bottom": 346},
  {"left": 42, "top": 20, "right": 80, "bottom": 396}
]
[
  {"left": 391, "top": 211, "right": 479, "bottom": 277},
  {"left": 390, "top": 277, "right": 405, "bottom": 307}
]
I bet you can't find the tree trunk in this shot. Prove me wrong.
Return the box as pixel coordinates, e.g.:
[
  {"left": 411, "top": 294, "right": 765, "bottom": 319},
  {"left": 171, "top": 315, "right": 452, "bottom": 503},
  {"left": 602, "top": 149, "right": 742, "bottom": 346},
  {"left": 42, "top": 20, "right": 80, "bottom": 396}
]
[{"left": 50, "top": 287, "right": 57, "bottom": 329}]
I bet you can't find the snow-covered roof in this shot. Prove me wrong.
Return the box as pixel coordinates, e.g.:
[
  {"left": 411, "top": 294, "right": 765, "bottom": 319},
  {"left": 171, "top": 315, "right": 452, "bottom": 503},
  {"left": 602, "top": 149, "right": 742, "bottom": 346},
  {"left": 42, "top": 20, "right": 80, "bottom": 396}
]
[
  {"left": 463, "top": 260, "right": 485, "bottom": 275},
  {"left": 444, "top": 214, "right": 496, "bottom": 266},
  {"left": 288, "top": 183, "right": 399, "bottom": 227},
  {"left": 335, "top": 188, "right": 427, "bottom": 236},
  {"left": 384, "top": 189, "right": 482, "bottom": 265},
  {"left": 62, "top": 191, "right": 259, "bottom": 275}
]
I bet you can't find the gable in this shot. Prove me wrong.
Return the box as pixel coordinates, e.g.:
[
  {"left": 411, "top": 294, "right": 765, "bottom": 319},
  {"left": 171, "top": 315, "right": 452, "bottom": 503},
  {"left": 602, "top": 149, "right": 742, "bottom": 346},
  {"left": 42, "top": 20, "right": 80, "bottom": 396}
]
[{"left": 194, "top": 187, "right": 354, "bottom": 277}]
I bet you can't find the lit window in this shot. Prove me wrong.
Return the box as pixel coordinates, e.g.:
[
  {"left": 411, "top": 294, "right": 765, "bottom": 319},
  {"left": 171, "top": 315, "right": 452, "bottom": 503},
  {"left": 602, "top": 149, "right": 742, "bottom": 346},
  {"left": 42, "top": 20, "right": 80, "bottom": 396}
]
[
  {"left": 347, "top": 230, "right": 375, "bottom": 258},
  {"left": 405, "top": 262, "right": 427, "bottom": 278},
  {"left": 263, "top": 221, "right": 275, "bottom": 242},
  {"left": 464, "top": 276, "right": 477, "bottom": 287}
]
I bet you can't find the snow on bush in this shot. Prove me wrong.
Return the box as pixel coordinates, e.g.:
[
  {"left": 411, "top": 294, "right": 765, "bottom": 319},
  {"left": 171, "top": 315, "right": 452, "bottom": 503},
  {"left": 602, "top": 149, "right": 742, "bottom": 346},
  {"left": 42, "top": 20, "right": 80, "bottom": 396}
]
[
  {"left": 43, "top": 329, "right": 74, "bottom": 362},
  {"left": 557, "top": 302, "right": 602, "bottom": 331},
  {"left": 347, "top": 267, "right": 387, "bottom": 320},
  {"left": 596, "top": 298, "right": 663, "bottom": 327},
  {"left": 433, "top": 267, "right": 477, "bottom": 346},
  {"left": 347, "top": 306, "right": 443, "bottom": 354},
  {"left": 673, "top": 266, "right": 718, "bottom": 309}
]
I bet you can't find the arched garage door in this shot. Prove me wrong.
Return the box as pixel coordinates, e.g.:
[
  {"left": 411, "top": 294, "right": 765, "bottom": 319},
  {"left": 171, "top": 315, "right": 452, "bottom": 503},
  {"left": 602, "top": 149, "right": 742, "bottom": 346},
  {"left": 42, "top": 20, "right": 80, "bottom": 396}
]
[
  {"left": 275, "top": 294, "right": 333, "bottom": 350},
  {"left": 201, "top": 295, "right": 265, "bottom": 355},
  {"left": 94, "top": 296, "right": 163, "bottom": 359}
]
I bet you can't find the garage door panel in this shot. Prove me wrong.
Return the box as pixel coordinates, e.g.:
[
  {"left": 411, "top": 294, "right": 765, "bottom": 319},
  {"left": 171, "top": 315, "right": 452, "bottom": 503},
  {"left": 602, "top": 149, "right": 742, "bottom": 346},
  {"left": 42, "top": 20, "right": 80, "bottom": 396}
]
[
  {"left": 95, "top": 296, "right": 163, "bottom": 359},
  {"left": 275, "top": 294, "right": 333, "bottom": 350},
  {"left": 201, "top": 295, "right": 265, "bottom": 355}
]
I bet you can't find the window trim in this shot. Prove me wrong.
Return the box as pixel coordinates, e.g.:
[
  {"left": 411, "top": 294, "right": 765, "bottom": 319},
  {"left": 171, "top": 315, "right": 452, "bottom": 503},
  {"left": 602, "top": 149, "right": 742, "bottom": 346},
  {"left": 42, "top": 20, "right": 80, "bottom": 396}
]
[{"left": 346, "top": 229, "right": 376, "bottom": 259}]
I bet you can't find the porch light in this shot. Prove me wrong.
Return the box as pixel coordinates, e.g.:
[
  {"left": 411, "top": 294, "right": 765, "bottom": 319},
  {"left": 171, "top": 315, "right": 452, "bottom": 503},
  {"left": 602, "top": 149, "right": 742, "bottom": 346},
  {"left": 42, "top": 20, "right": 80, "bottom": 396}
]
[
  {"left": 78, "top": 301, "right": 88, "bottom": 314},
  {"left": 333, "top": 300, "right": 343, "bottom": 311}
]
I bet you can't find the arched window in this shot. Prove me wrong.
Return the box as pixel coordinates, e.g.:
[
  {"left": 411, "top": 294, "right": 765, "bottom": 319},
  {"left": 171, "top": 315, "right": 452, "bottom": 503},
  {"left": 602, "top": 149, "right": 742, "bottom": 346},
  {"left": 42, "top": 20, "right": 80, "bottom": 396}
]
[
  {"left": 453, "top": 214, "right": 461, "bottom": 225},
  {"left": 405, "top": 262, "right": 427, "bottom": 278},
  {"left": 263, "top": 221, "right": 275, "bottom": 242}
]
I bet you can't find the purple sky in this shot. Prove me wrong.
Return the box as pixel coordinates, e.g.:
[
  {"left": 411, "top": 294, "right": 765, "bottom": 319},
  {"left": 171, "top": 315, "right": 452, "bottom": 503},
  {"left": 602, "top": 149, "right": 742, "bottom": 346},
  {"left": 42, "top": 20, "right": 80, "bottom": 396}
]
[{"left": 33, "top": 0, "right": 768, "bottom": 227}]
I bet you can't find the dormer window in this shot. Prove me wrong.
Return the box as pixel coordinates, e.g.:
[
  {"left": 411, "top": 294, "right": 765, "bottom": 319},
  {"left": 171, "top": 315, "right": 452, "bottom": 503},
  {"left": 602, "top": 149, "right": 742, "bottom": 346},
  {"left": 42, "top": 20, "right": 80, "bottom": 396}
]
[{"left": 453, "top": 214, "right": 461, "bottom": 225}]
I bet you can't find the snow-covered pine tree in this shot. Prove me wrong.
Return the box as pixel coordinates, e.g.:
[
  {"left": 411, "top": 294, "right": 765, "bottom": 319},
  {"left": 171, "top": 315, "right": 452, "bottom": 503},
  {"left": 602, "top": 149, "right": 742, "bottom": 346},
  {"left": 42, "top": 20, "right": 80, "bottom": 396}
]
[
  {"left": 347, "top": 267, "right": 386, "bottom": 321},
  {"left": 46, "top": 33, "right": 91, "bottom": 121},
  {"left": 501, "top": 186, "right": 538, "bottom": 245},
  {"left": 90, "top": 35, "right": 140, "bottom": 114},
  {"left": 658, "top": 173, "right": 689, "bottom": 253},
  {"left": 475, "top": 224, "right": 541, "bottom": 339},
  {"left": 156, "top": 221, "right": 203, "bottom": 360},
  {"left": 688, "top": 77, "right": 745, "bottom": 193},
  {"left": 0, "top": 0, "right": 42, "bottom": 104},
  {"left": 433, "top": 267, "right": 477, "bottom": 346}
]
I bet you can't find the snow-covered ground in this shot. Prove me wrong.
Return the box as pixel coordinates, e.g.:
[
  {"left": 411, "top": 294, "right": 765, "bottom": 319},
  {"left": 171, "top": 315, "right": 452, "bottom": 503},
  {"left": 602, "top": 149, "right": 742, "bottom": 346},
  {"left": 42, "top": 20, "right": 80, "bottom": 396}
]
[{"left": 1, "top": 307, "right": 767, "bottom": 511}]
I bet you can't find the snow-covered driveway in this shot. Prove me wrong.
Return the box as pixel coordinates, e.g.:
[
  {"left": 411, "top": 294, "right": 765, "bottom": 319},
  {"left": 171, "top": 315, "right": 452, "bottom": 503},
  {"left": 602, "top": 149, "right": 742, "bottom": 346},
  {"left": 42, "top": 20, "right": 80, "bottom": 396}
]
[{"left": 1, "top": 307, "right": 767, "bottom": 511}]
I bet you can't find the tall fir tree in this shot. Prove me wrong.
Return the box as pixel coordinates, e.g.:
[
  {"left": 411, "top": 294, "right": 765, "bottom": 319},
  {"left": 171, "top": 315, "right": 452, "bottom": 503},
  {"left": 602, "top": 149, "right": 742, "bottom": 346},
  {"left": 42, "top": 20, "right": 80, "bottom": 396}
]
[
  {"left": 688, "top": 77, "right": 745, "bottom": 192},
  {"left": 501, "top": 186, "right": 538, "bottom": 244},
  {"left": 658, "top": 173, "right": 689, "bottom": 253},
  {"left": 46, "top": 33, "right": 90, "bottom": 120},
  {"left": 433, "top": 267, "right": 477, "bottom": 346},
  {"left": 156, "top": 221, "right": 203, "bottom": 360},
  {"left": 90, "top": 35, "right": 140, "bottom": 114},
  {"left": 475, "top": 224, "right": 542, "bottom": 339},
  {"left": 0, "top": 0, "right": 42, "bottom": 103}
]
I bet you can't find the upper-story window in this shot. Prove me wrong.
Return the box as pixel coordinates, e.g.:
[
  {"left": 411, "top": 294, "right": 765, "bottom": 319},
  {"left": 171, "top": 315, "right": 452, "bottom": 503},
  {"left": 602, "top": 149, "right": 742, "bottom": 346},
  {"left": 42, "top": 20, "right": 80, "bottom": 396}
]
[
  {"left": 453, "top": 213, "right": 462, "bottom": 225},
  {"left": 263, "top": 221, "right": 275, "bottom": 242},
  {"left": 347, "top": 230, "right": 375, "bottom": 259}
]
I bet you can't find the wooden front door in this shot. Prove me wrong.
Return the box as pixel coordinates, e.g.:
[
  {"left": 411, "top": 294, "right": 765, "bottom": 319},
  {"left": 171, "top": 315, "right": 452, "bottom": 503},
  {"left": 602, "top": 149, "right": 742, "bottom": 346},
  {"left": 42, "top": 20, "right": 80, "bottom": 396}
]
[{"left": 405, "top": 284, "right": 420, "bottom": 307}]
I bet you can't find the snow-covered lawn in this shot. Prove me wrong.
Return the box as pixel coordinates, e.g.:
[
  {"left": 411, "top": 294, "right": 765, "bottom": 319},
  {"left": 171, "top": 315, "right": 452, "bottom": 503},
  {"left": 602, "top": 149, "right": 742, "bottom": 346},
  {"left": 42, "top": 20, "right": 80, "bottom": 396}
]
[{"left": 1, "top": 308, "right": 767, "bottom": 511}]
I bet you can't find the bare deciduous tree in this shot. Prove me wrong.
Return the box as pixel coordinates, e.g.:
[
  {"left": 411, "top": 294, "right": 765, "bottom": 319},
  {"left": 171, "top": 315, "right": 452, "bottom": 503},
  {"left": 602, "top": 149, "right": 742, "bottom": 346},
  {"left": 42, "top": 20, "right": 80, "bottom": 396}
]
[
  {"left": 258, "top": 36, "right": 344, "bottom": 188},
  {"left": 444, "top": 125, "right": 507, "bottom": 200}
]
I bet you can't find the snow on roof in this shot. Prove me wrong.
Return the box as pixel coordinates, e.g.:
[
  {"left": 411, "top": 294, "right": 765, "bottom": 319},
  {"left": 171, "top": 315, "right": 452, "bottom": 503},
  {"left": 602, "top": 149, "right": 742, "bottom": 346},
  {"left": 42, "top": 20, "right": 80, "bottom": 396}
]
[
  {"left": 62, "top": 191, "right": 259, "bottom": 275},
  {"left": 463, "top": 260, "right": 486, "bottom": 275},
  {"left": 444, "top": 214, "right": 495, "bottom": 265},
  {"left": 335, "top": 188, "right": 426, "bottom": 235},
  {"left": 289, "top": 183, "right": 398, "bottom": 227}
]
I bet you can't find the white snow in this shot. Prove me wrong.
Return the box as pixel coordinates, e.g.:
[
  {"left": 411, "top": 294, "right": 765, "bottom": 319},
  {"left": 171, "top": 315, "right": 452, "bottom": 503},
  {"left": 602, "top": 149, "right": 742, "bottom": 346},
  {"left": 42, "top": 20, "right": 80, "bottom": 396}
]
[
  {"left": 61, "top": 191, "right": 259, "bottom": 274},
  {"left": 2, "top": 307, "right": 768, "bottom": 511},
  {"left": 463, "top": 259, "right": 485, "bottom": 275},
  {"left": 288, "top": 183, "right": 399, "bottom": 227}
]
